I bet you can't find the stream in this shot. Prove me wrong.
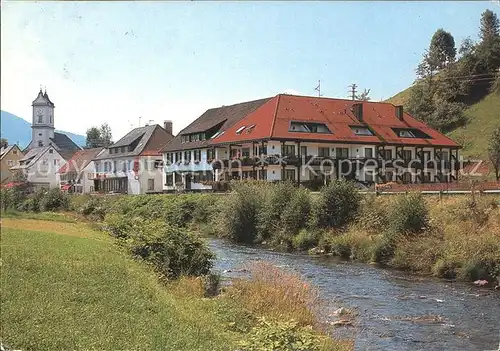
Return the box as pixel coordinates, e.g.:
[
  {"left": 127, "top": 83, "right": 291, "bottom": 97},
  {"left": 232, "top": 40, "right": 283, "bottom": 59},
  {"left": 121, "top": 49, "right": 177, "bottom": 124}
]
[{"left": 209, "top": 238, "right": 500, "bottom": 351}]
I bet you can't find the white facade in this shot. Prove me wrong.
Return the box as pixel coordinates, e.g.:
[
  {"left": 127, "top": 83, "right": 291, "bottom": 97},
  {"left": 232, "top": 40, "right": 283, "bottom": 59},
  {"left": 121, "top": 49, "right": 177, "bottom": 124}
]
[
  {"left": 163, "top": 140, "right": 457, "bottom": 191},
  {"left": 25, "top": 147, "right": 66, "bottom": 189},
  {"left": 93, "top": 156, "right": 164, "bottom": 194}
]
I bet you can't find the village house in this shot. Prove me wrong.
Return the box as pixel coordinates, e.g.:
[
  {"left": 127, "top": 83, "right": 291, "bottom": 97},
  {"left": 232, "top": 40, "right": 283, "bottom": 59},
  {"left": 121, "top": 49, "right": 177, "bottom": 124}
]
[
  {"left": 92, "top": 122, "right": 173, "bottom": 194},
  {"left": 161, "top": 94, "right": 461, "bottom": 191},
  {"left": 0, "top": 144, "right": 24, "bottom": 184},
  {"left": 11, "top": 89, "right": 81, "bottom": 189},
  {"left": 56, "top": 148, "right": 104, "bottom": 193}
]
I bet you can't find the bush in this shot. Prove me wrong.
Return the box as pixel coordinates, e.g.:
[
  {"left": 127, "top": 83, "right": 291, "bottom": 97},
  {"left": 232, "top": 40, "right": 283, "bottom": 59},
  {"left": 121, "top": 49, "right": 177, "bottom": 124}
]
[
  {"left": 356, "top": 195, "right": 389, "bottom": 233},
  {"left": 292, "top": 229, "right": 319, "bottom": 251},
  {"left": 123, "top": 218, "right": 214, "bottom": 279},
  {"left": 310, "top": 180, "right": 361, "bottom": 229},
  {"left": 388, "top": 193, "right": 428, "bottom": 235},
  {"left": 370, "top": 235, "right": 396, "bottom": 264},
  {"left": 80, "top": 197, "right": 107, "bottom": 220},
  {"left": 432, "top": 258, "right": 460, "bottom": 279},
  {"left": 239, "top": 317, "right": 326, "bottom": 351},
  {"left": 217, "top": 182, "right": 264, "bottom": 244},
  {"left": 39, "top": 188, "right": 70, "bottom": 212}
]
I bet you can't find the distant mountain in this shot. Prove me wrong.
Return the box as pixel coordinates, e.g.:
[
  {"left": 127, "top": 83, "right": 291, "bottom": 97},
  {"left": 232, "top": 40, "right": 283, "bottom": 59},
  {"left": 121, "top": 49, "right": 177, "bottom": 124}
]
[{"left": 0, "top": 110, "right": 86, "bottom": 149}]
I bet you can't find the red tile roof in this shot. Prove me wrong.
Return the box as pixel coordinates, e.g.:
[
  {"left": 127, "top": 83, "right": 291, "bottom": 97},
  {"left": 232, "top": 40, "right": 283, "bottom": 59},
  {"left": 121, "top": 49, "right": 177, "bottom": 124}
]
[
  {"left": 212, "top": 94, "right": 459, "bottom": 148},
  {"left": 57, "top": 148, "right": 103, "bottom": 174}
]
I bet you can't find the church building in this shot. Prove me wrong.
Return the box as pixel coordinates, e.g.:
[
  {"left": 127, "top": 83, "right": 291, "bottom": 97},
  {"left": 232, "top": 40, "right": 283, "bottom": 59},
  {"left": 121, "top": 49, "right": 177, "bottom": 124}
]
[{"left": 12, "top": 88, "right": 82, "bottom": 189}]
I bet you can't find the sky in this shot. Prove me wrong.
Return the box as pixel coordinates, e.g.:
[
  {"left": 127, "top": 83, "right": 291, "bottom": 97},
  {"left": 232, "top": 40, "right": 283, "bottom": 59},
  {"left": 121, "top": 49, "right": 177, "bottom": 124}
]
[{"left": 2, "top": 1, "right": 499, "bottom": 141}]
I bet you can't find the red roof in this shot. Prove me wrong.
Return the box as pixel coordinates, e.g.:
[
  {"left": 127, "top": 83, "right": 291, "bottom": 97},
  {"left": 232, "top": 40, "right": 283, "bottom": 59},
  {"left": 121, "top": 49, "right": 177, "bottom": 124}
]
[
  {"left": 212, "top": 94, "right": 459, "bottom": 147},
  {"left": 57, "top": 148, "right": 103, "bottom": 174}
]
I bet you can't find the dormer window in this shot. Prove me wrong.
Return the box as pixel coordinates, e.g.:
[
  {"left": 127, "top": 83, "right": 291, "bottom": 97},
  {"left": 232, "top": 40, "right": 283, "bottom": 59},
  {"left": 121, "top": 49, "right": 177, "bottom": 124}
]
[
  {"left": 289, "top": 121, "right": 331, "bottom": 134},
  {"left": 392, "top": 128, "right": 431, "bottom": 139},
  {"left": 351, "top": 126, "right": 373, "bottom": 136},
  {"left": 236, "top": 126, "right": 246, "bottom": 134}
]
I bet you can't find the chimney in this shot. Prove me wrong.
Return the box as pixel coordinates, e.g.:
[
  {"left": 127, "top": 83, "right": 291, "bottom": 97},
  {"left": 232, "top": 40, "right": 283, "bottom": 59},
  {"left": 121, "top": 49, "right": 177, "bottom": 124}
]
[
  {"left": 351, "top": 103, "right": 363, "bottom": 121},
  {"left": 163, "top": 120, "right": 173, "bottom": 135},
  {"left": 395, "top": 105, "right": 404, "bottom": 120}
]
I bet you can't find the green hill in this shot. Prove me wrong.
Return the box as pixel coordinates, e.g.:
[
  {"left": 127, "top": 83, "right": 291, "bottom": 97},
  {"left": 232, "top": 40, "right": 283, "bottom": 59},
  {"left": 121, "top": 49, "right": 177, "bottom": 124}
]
[{"left": 386, "top": 88, "right": 500, "bottom": 160}]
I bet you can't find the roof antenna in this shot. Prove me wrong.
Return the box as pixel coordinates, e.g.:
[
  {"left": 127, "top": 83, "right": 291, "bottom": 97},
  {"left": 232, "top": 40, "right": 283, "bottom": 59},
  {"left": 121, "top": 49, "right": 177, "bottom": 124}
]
[
  {"left": 138, "top": 116, "right": 142, "bottom": 127},
  {"left": 314, "top": 80, "right": 323, "bottom": 97},
  {"left": 39, "top": 84, "right": 43, "bottom": 92}
]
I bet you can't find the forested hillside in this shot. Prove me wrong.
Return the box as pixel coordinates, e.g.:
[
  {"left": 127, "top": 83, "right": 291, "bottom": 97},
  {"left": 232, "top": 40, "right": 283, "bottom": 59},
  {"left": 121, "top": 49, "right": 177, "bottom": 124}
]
[{"left": 387, "top": 9, "right": 500, "bottom": 161}]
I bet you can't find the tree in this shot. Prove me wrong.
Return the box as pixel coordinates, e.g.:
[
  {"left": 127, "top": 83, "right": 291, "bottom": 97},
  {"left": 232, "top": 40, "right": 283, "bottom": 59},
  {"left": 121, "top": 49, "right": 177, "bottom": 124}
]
[
  {"left": 86, "top": 123, "right": 113, "bottom": 148},
  {"left": 479, "top": 9, "right": 500, "bottom": 43},
  {"left": 476, "top": 10, "right": 500, "bottom": 73},
  {"left": 488, "top": 127, "right": 500, "bottom": 181},
  {"left": 356, "top": 88, "right": 371, "bottom": 101},
  {"left": 428, "top": 29, "right": 456, "bottom": 70},
  {"left": 0, "top": 138, "right": 8, "bottom": 149}
]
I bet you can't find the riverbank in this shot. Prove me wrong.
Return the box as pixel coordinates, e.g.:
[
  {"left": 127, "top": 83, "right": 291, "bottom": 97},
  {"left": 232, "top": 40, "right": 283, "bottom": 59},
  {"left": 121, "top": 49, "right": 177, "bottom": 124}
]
[
  {"left": 80, "top": 181, "right": 499, "bottom": 285},
  {"left": 0, "top": 214, "right": 351, "bottom": 350},
  {"left": 2, "top": 181, "right": 499, "bottom": 285}
]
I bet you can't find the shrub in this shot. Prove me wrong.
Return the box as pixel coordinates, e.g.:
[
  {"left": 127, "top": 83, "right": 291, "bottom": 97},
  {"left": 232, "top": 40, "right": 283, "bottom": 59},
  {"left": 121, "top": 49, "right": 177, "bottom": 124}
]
[
  {"left": 202, "top": 272, "right": 221, "bottom": 297},
  {"left": 292, "top": 229, "right": 320, "bottom": 251},
  {"left": 388, "top": 193, "right": 428, "bottom": 235},
  {"left": 239, "top": 317, "right": 327, "bottom": 351},
  {"left": 217, "top": 182, "right": 264, "bottom": 243},
  {"left": 356, "top": 195, "right": 389, "bottom": 233},
  {"left": 310, "top": 180, "right": 361, "bottom": 229},
  {"left": 370, "top": 235, "right": 396, "bottom": 264},
  {"left": 124, "top": 218, "right": 214, "bottom": 279},
  {"left": 39, "top": 188, "right": 70, "bottom": 212},
  {"left": 80, "top": 197, "right": 107, "bottom": 220},
  {"left": 432, "top": 258, "right": 460, "bottom": 279}
]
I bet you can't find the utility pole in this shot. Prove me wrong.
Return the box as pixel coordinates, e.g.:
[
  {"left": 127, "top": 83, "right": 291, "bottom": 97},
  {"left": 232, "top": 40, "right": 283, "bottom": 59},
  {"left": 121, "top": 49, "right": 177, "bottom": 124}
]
[
  {"left": 348, "top": 83, "right": 358, "bottom": 100},
  {"left": 314, "top": 80, "right": 323, "bottom": 97}
]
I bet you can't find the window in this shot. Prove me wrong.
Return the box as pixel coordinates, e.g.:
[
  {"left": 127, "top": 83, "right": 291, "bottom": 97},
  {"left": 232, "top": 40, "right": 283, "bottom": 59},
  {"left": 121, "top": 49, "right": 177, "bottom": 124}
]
[
  {"left": 402, "top": 172, "right": 412, "bottom": 184},
  {"left": 113, "top": 161, "right": 117, "bottom": 172},
  {"left": 383, "top": 149, "right": 393, "bottom": 160},
  {"left": 244, "top": 125, "right": 256, "bottom": 134},
  {"left": 300, "top": 146, "right": 307, "bottom": 157},
  {"left": 104, "top": 162, "right": 109, "bottom": 172},
  {"left": 422, "top": 172, "right": 431, "bottom": 183},
  {"left": 49, "top": 149, "right": 53, "bottom": 154},
  {"left": 230, "top": 148, "right": 240, "bottom": 158},
  {"left": 122, "top": 161, "right": 127, "bottom": 172},
  {"left": 365, "top": 171, "right": 374, "bottom": 183},
  {"left": 207, "top": 148, "right": 215, "bottom": 160},
  {"left": 13, "top": 150, "right": 17, "bottom": 155},
  {"left": 385, "top": 171, "right": 394, "bottom": 182},
  {"left": 284, "top": 169, "right": 295, "bottom": 181},
  {"left": 38, "top": 115, "right": 43, "bottom": 123},
  {"left": 53, "top": 159, "right": 58, "bottom": 166},
  {"left": 184, "top": 151, "right": 191, "bottom": 162},
  {"left": 318, "top": 147, "right": 330, "bottom": 157},
  {"left": 289, "top": 122, "right": 331, "bottom": 134},
  {"left": 393, "top": 128, "right": 432, "bottom": 139},
  {"left": 402, "top": 150, "right": 412, "bottom": 161},
  {"left": 258, "top": 169, "right": 267, "bottom": 180},
  {"left": 148, "top": 179, "right": 155, "bottom": 191},
  {"left": 242, "top": 148, "right": 250, "bottom": 157},
  {"left": 236, "top": 126, "right": 246, "bottom": 134},
  {"left": 38, "top": 133, "right": 42, "bottom": 136},
  {"left": 7, "top": 160, "right": 13, "bottom": 166},
  {"left": 38, "top": 141, "right": 43, "bottom": 147},
  {"left": 336, "top": 148, "right": 349, "bottom": 159},
  {"left": 121, "top": 147, "right": 125, "bottom": 153},
  {"left": 95, "top": 163, "right": 101, "bottom": 173},
  {"left": 351, "top": 127, "right": 373, "bottom": 136},
  {"left": 365, "top": 148, "right": 373, "bottom": 158},
  {"left": 166, "top": 153, "right": 173, "bottom": 163},
  {"left": 282, "top": 145, "right": 295, "bottom": 157},
  {"left": 175, "top": 152, "right": 182, "bottom": 162},
  {"left": 194, "top": 150, "right": 202, "bottom": 162},
  {"left": 166, "top": 173, "right": 174, "bottom": 186},
  {"left": 423, "top": 151, "right": 431, "bottom": 161}
]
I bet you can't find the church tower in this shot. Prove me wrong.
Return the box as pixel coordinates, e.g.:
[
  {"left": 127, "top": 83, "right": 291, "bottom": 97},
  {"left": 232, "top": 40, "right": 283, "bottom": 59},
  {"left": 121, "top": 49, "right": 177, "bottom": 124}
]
[{"left": 31, "top": 87, "right": 55, "bottom": 148}]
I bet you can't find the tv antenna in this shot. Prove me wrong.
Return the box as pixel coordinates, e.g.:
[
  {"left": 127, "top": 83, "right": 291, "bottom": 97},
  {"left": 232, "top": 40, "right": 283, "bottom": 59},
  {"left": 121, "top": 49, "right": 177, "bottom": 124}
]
[
  {"left": 348, "top": 83, "right": 358, "bottom": 100},
  {"left": 314, "top": 80, "right": 323, "bottom": 97}
]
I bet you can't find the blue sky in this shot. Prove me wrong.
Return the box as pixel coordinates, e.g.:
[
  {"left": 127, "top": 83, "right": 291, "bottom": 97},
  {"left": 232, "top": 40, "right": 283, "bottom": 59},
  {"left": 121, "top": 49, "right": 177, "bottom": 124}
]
[{"left": 1, "top": 1, "right": 499, "bottom": 140}]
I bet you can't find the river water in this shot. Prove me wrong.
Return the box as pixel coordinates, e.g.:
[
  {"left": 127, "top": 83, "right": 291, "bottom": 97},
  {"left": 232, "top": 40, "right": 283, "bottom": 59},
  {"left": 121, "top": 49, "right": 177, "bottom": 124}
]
[{"left": 209, "top": 238, "right": 500, "bottom": 351}]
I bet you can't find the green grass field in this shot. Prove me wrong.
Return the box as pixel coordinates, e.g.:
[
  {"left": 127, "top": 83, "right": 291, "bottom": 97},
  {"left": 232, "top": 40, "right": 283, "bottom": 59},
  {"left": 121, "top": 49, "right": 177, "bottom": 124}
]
[
  {"left": 387, "top": 89, "right": 500, "bottom": 160},
  {"left": 0, "top": 218, "right": 239, "bottom": 351}
]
